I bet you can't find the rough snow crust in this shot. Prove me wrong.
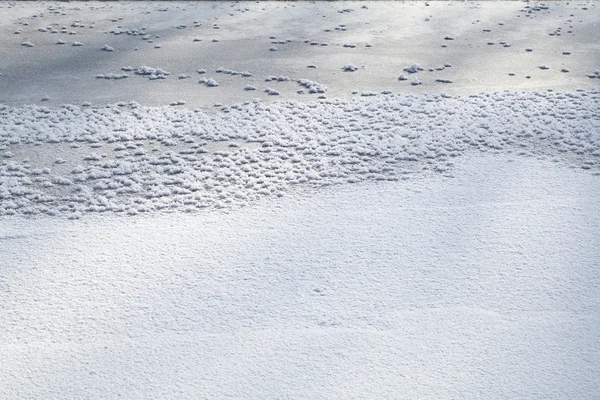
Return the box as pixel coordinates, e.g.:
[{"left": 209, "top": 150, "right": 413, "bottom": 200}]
[
  {"left": 0, "top": 90, "right": 599, "bottom": 217},
  {"left": 0, "top": 91, "right": 600, "bottom": 217}
]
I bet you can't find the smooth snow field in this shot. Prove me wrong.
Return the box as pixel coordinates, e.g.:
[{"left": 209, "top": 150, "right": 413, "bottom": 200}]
[
  {"left": 1, "top": 1, "right": 600, "bottom": 399},
  {"left": 2, "top": 155, "right": 600, "bottom": 399}
]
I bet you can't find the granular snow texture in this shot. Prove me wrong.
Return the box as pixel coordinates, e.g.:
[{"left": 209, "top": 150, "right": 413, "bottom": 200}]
[
  {"left": 0, "top": 90, "right": 598, "bottom": 217},
  {"left": 1, "top": 154, "right": 599, "bottom": 399},
  {"left": 1, "top": 1, "right": 600, "bottom": 398}
]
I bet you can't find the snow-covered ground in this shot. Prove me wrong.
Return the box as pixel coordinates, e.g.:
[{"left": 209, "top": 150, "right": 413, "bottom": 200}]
[
  {"left": 2, "top": 154, "right": 599, "bottom": 398},
  {"left": 1, "top": 89, "right": 599, "bottom": 217},
  {"left": 1, "top": 1, "right": 599, "bottom": 399}
]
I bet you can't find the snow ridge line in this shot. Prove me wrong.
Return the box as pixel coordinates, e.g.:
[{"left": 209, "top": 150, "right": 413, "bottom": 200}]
[{"left": 0, "top": 90, "right": 598, "bottom": 217}]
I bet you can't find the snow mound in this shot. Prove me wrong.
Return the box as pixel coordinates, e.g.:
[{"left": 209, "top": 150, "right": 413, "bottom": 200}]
[
  {"left": 265, "top": 76, "right": 289, "bottom": 82},
  {"left": 199, "top": 78, "right": 219, "bottom": 87},
  {"left": 133, "top": 66, "right": 170, "bottom": 80},
  {"left": 297, "top": 79, "right": 327, "bottom": 94},
  {"left": 404, "top": 64, "right": 423, "bottom": 74},
  {"left": 216, "top": 68, "right": 252, "bottom": 77},
  {"left": 96, "top": 73, "right": 129, "bottom": 80}
]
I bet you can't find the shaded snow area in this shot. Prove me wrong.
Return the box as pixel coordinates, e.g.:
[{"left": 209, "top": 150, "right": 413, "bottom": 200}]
[
  {"left": 1, "top": 90, "right": 599, "bottom": 218},
  {"left": 1, "top": 1, "right": 599, "bottom": 107},
  {"left": 1, "top": 154, "right": 599, "bottom": 399}
]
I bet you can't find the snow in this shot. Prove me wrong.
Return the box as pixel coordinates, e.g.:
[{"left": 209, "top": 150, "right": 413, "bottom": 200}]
[
  {"left": 96, "top": 73, "right": 129, "bottom": 80},
  {"left": 404, "top": 64, "right": 424, "bottom": 74},
  {"left": 199, "top": 78, "right": 219, "bottom": 87},
  {"left": 1, "top": 1, "right": 597, "bottom": 107},
  {"left": 297, "top": 78, "right": 327, "bottom": 94},
  {"left": 134, "top": 66, "right": 171, "bottom": 78},
  {"left": 1, "top": 154, "right": 599, "bottom": 398},
  {"left": 0, "top": 88, "right": 598, "bottom": 217},
  {"left": 1, "top": 0, "right": 600, "bottom": 398}
]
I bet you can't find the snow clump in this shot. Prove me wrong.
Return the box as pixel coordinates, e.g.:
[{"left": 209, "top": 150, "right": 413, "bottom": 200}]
[
  {"left": 199, "top": 78, "right": 219, "bottom": 87},
  {"left": 297, "top": 79, "right": 327, "bottom": 94},
  {"left": 134, "top": 66, "right": 170, "bottom": 79},
  {"left": 96, "top": 73, "right": 129, "bottom": 79},
  {"left": 404, "top": 64, "right": 423, "bottom": 74}
]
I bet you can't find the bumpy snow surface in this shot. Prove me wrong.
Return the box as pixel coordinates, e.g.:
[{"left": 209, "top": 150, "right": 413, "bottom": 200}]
[{"left": 1, "top": 90, "right": 599, "bottom": 217}]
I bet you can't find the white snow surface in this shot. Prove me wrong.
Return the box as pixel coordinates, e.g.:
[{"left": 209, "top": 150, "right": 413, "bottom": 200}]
[
  {"left": 1, "top": 1, "right": 600, "bottom": 398},
  {"left": 1, "top": 154, "right": 599, "bottom": 399},
  {"left": 1, "top": 89, "right": 599, "bottom": 217}
]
